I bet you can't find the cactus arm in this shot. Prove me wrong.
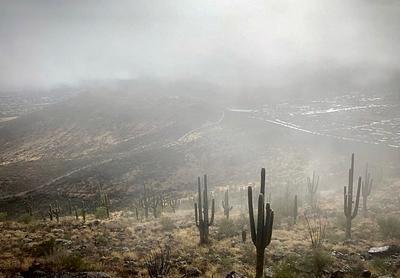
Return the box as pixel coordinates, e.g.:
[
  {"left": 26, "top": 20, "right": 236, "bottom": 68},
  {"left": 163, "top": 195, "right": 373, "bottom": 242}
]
[
  {"left": 352, "top": 176, "right": 362, "bottom": 219},
  {"left": 260, "top": 168, "right": 266, "bottom": 194},
  {"left": 344, "top": 186, "right": 349, "bottom": 216},
  {"left": 263, "top": 203, "right": 274, "bottom": 248},
  {"left": 347, "top": 166, "right": 353, "bottom": 215},
  {"left": 203, "top": 175, "right": 209, "bottom": 225},
  {"left": 197, "top": 177, "right": 203, "bottom": 223},
  {"left": 209, "top": 199, "right": 215, "bottom": 225},
  {"left": 248, "top": 186, "right": 257, "bottom": 245},
  {"left": 257, "top": 194, "right": 265, "bottom": 251}
]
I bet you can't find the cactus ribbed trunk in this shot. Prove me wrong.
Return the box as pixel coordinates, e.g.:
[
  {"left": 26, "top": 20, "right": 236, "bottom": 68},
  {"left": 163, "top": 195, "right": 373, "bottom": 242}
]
[
  {"left": 344, "top": 153, "right": 361, "bottom": 240},
  {"left": 256, "top": 249, "right": 265, "bottom": 277},
  {"left": 222, "top": 189, "right": 232, "bottom": 219},
  {"left": 345, "top": 216, "right": 352, "bottom": 239},
  {"left": 194, "top": 174, "right": 215, "bottom": 244},
  {"left": 248, "top": 168, "right": 274, "bottom": 278}
]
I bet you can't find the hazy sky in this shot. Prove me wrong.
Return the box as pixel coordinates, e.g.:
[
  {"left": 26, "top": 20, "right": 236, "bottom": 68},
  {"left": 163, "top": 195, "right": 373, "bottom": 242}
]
[{"left": 0, "top": 0, "right": 399, "bottom": 92}]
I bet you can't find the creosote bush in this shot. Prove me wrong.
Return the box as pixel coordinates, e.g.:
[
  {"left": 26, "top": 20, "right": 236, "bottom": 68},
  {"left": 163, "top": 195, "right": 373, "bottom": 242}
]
[
  {"left": 57, "top": 253, "right": 87, "bottom": 272},
  {"left": 32, "top": 238, "right": 56, "bottom": 257},
  {"left": 44, "top": 251, "right": 90, "bottom": 272},
  {"left": 18, "top": 213, "right": 33, "bottom": 224},
  {"left": 302, "top": 248, "right": 333, "bottom": 276},
  {"left": 217, "top": 218, "right": 237, "bottom": 239},
  {"left": 273, "top": 249, "right": 332, "bottom": 277},
  {"left": 273, "top": 255, "right": 298, "bottom": 278}
]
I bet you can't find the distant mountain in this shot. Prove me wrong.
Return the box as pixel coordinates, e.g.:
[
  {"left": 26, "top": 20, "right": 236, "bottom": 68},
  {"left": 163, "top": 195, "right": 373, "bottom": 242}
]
[{"left": 0, "top": 82, "right": 222, "bottom": 198}]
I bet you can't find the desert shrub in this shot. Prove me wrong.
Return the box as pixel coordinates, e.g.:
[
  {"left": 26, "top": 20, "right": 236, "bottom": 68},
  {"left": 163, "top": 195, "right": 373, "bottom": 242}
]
[
  {"left": 145, "top": 247, "right": 171, "bottom": 278},
  {"left": 45, "top": 251, "right": 88, "bottom": 272},
  {"left": 369, "top": 257, "right": 396, "bottom": 275},
  {"left": 274, "top": 255, "right": 298, "bottom": 278},
  {"left": 0, "top": 212, "right": 7, "bottom": 221},
  {"left": 215, "top": 255, "right": 235, "bottom": 274},
  {"left": 238, "top": 243, "right": 256, "bottom": 265},
  {"left": 95, "top": 207, "right": 108, "bottom": 219},
  {"left": 304, "top": 212, "right": 328, "bottom": 249},
  {"left": 58, "top": 253, "right": 87, "bottom": 271},
  {"left": 32, "top": 238, "right": 56, "bottom": 257},
  {"left": 300, "top": 249, "right": 333, "bottom": 276},
  {"left": 94, "top": 233, "right": 110, "bottom": 246},
  {"left": 18, "top": 213, "right": 33, "bottom": 224},
  {"left": 377, "top": 215, "right": 400, "bottom": 239},
  {"left": 217, "top": 218, "right": 237, "bottom": 239},
  {"left": 346, "top": 255, "right": 367, "bottom": 276},
  {"left": 160, "top": 217, "right": 175, "bottom": 231}
]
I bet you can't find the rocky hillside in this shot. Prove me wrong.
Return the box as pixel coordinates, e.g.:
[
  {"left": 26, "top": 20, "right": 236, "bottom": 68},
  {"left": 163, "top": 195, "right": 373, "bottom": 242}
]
[{"left": 0, "top": 84, "right": 222, "bottom": 199}]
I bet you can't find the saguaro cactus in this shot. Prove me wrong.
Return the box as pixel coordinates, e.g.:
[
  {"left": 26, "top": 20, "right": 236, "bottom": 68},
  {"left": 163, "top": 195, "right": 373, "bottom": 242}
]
[
  {"left": 150, "top": 195, "right": 160, "bottom": 218},
  {"left": 81, "top": 201, "right": 86, "bottom": 222},
  {"left": 248, "top": 168, "right": 274, "bottom": 278},
  {"left": 48, "top": 205, "right": 53, "bottom": 221},
  {"left": 307, "top": 171, "right": 319, "bottom": 210},
  {"left": 222, "top": 189, "right": 233, "bottom": 219},
  {"left": 169, "top": 198, "right": 180, "bottom": 213},
  {"left": 140, "top": 184, "right": 151, "bottom": 219},
  {"left": 362, "top": 163, "right": 373, "bottom": 217},
  {"left": 242, "top": 230, "right": 247, "bottom": 243},
  {"left": 48, "top": 202, "right": 60, "bottom": 222},
  {"left": 194, "top": 174, "right": 215, "bottom": 244},
  {"left": 74, "top": 206, "right": 79, "bottom": 220},
  {"left": 293, "top": 195, "right": 298, "bottom": 225},
  {"left": 103, "top": 193, "right": 110, "bottom": 218},
  {"left": 344, "top": 153, "right": 361, "bottom": 240},
  {"left": 68, "top": 198, "right": 72, "bottom": 215}
]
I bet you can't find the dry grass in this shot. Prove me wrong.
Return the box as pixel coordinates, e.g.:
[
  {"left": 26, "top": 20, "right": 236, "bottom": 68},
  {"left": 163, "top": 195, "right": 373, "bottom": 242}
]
[{"left": 0, "top": 179, "right": 399, "bottom": 277}]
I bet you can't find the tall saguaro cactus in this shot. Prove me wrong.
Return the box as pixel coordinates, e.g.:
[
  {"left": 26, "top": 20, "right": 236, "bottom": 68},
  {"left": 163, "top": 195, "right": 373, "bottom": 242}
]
[
  {"left": 344, "top": 153, "right": 362, "bottom": 240},
  {"left": 222, "top": 189, "right": 233, "bottom": 219},
  {"left": 307, "top": 171, "right": 319, "bottom": 210},
  {"left": 194, "top": 174, "right": 215, "bottom": 244},
  {"left": 362, "top": 163, "right": 373, "bottom": 217},
  {"left": 248, "top": 168, "right": 274, "bottom": 278}
]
